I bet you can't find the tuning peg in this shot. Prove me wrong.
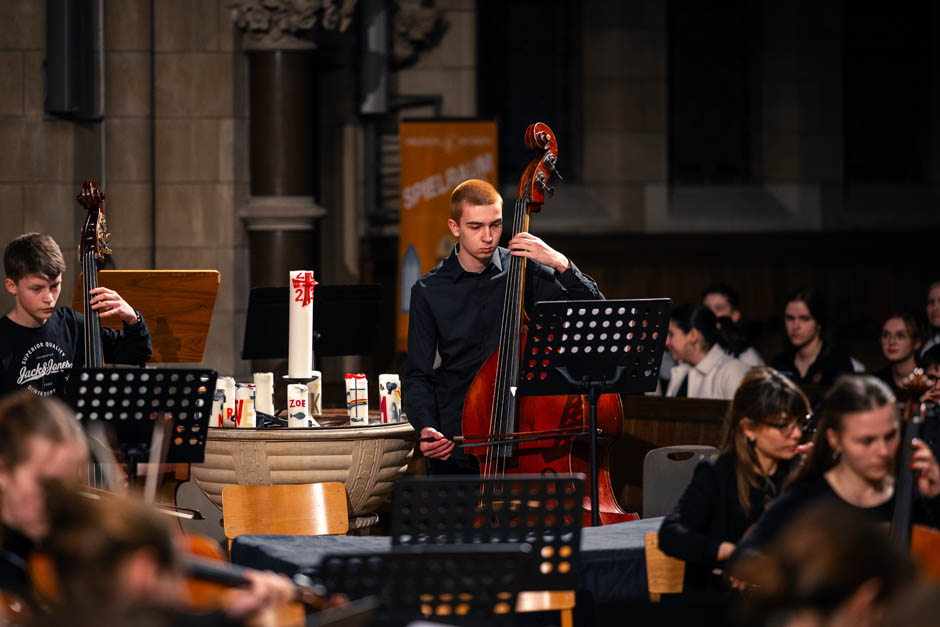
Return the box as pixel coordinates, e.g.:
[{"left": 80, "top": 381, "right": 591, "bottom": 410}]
[{"left": 543, "top": 153, "right": 557, "bottom": 172}]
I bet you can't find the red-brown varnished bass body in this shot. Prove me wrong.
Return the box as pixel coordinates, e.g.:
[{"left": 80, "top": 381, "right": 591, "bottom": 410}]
[
  {"left": 462, "top": 344, "right": 635, "bottom": 526},
  {"left": 460, "top": 123, "right": 637, "bottom": 526}
]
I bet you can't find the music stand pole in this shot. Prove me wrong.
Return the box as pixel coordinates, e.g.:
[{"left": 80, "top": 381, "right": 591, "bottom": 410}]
[{"left": 554, "top": 368, "right": 624, "bottom": 527}]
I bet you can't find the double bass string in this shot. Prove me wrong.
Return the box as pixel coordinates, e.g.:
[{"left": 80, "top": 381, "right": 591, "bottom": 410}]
[
  {"left": 82, "top": 247, "right": 102, "bottom": 368},
  {"left": 489, "top": 190, "right": 530, "bottom": 478}
]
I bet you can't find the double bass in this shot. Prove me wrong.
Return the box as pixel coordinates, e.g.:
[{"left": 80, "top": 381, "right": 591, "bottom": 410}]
[{"left": 460, "top": 123, "right": 637, "bottom": 526}]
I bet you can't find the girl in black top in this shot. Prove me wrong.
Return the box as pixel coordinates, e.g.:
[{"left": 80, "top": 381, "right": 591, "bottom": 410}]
[
  {"left": 735, "top": 375, "right": 940, "bottom": 558},
  {"left": 873, "top": 313, "right": 923, "bottom": 402},
  {"left": 658, "top": 367, "right": 812, "bottom": 591},
  {"left": 771, "top": 287, "right": 855, "bottom": 387}
]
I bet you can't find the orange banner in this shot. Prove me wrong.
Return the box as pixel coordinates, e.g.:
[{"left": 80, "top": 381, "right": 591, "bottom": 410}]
[{"left": 396, "top": 120, "right": 499, "bottom": 352}]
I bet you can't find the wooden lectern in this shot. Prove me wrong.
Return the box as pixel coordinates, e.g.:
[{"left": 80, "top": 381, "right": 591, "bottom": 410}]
[
  {"left": 73, "top": 270, "right": 220, "bottom": 363},
  {"left": 73, "top": 269, "right": 220, "bottom": 494}
]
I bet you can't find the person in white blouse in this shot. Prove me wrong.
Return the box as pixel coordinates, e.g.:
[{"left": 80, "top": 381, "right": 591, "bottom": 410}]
[{"left": 665, "top": 303, "right": 751, "bottom": 400}]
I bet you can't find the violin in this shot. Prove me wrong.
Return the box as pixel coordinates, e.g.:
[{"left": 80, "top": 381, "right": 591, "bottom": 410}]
[
  {"left": 179, "top": 533, "right": 322, "bottom": 626},
  {"left": 890, "top": 369, "right": 940, "bottom": 580}
]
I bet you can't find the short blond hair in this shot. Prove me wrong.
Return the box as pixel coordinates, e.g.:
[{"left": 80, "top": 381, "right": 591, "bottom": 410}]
[{"left": 449, "top": 179, "right": 501, "bottom": 223}]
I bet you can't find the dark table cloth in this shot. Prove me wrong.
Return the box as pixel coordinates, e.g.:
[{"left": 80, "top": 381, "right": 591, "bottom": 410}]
[{"left": 231, "top": 516, "right": 662, "bottom": 605}]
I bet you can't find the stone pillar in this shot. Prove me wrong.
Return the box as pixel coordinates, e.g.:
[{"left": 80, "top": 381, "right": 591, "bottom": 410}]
[{"left": 230, "top": 1, "right": 357, "bottom": 377}]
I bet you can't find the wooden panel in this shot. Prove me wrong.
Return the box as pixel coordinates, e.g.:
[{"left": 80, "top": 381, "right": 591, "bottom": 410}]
[
  {"left": 73, "top": 270, "right": 220, "bottom": 363},
  {"left": 645, "top": 532, "right": 685, "bottom": 599},
  {"left": 222, "top": 482, "right": 349, "bottom": 540}
]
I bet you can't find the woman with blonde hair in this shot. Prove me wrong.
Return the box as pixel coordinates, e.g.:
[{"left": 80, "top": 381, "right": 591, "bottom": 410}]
[{"left": 658, "top": 366, "right": 812, "bottom": 592}]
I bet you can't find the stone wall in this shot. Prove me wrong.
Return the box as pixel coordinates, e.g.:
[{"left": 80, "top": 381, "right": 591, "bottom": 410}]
[
  {"left": 150, "top": 0, "right": 248, "bottom": 376},
  {"left": 0, "top": 1, "right": 81, "bottom": 314},
  {"left": 0, "top": 0, "right": 248, "bottom": 376}
]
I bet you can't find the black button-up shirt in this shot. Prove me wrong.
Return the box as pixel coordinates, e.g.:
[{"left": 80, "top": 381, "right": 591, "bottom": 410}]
[{"left": 404, "top": 245, "right": 604, "bottom": 463}]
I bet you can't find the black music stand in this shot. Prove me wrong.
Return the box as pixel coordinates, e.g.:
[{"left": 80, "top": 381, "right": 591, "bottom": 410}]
[
  {"left": 315, "top": 546, "right": 532, "bottom": 626},
  {"left": 241, "top": 285, "right": 381, "bottom": 360},
  {"left": 390, "top": 475, "right": 584, "bottom": 591},
  {"left": 517, "top": 299, "right": 671, "bottom": 526},
  {"left": 66, "top": 367, "right": 217, "bottom": 484}
]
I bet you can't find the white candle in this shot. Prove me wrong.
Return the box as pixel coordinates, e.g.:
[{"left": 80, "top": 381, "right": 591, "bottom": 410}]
[
  {"left": 220, "top": 376, "right": 236, "bottom": 428},
  {"left": 253, "top": 372, "right": 274, "bottom": 416},
  {"left": 345, "top": 373, "right": 368, "bottom": 425},
  {"left": 288, "top": 383, "right": 320, "bottom": 427},
  {"left": 379, "top": 374, "right": 402, "bottom": 423},
  {"left": 307, "top": 370, "right": 322, "bottom": 415},
  {"left": 288, "top": 270, "right": 318, "bottom": 378}
]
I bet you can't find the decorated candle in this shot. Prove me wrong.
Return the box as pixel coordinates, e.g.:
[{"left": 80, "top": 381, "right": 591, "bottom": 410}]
[
  {"left": 234, "top": 383, "right": 256, "bottom": 428},
  {"left": 288, "top": 270, "right": 319, "bottom": 378},
  {"left": 211, "top": 384, "right": 225, "bottom": 428},
  {"left": 307, "top": 370, "right": 322, "bottom": 416},
  {"left": 253, "top": 372, "right": 274, "bottom": 416},
  {"left": 378, "top": 374, "right": 402, "bottom": 424},
  {"left": 219, "top": 376, "right": 236, "bottom": 428},
  {"left": 345, "top": 373, "right": 369, "bottom": 425},
  {"left": 288, "top": 383, "right": 319, "bottom": 428}
]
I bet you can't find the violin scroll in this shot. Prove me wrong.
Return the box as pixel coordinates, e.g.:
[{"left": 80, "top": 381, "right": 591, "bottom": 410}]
[
  {"left": 518, "top": 122, "right": 560, "bottom": 213},
  {"left": 902, "top": 368, "right": 932, "bottom": 397}
]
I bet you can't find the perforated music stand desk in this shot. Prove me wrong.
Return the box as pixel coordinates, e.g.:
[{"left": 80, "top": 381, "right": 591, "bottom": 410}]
[
  {"left": 390, "top": 475, "right": 584, "bottom": 591},
  {"left": 390, "top": 475, "right": 583, "bottom": 625},
  {"left": 66, "top": 367, "right": 217, "bottom": 485},
  {"left": 518, "top": 299, "right": 671, "bottom": 526},
  {"left": 316, "top": 545, "right": 532, "bottom": 626},
  {"left": 73, "top": 270, "right": 220, "bottom": 363}
]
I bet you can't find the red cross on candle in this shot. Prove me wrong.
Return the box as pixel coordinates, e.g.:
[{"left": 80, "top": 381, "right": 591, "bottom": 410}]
[{"left": 292, "top": 271, "right": 319, "bottom": 307}]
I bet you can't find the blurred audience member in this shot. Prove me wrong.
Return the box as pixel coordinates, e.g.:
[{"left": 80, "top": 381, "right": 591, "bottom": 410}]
[
  {"left": 921, "top": 346, "right": 940, "bottom": 469},
  {"left": 923, "top": 345, "right": 940, "bottom": 406},
  {"left": 665, "top": 304, "right": 750, "bottom": 400},
  {"left": 702, "top": 283, "right": 743, "bottom": 324},
  {"left": 874, "top": 313, "right": 923, "bottom": 399},
  {"left": 659, "top": 367, "right": 812, "bottom": 592},
  {"left": 731, "top": 501, "right": 916, "bottom": 627},
  {"left": 702, "top": 284, "right": 764, "bottom": 367},
  {"left": 923, "top": 281, "right": 940, "bottom": 357},
  {"left": 771, "top": 288, "right": 856, "bottom": 386}
]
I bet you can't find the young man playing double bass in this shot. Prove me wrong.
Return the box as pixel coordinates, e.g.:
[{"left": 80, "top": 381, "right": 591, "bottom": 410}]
[
  {"left": 0, "top": 233, "right": 151, "bottom": 398},
  {"left": 404, "top": 179, "right": 604, "bottom": 474}
]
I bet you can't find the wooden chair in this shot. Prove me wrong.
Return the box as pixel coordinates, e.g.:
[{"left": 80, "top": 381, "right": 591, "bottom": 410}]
[
  {"left": 517, "top": 590, "right": 575, "bottom": 627},
  {"left": 222, "top": 482, "right": 349, "bottom": 551},
  {"left": 645, "top": 531, "right": 685, "bottom": 601}
]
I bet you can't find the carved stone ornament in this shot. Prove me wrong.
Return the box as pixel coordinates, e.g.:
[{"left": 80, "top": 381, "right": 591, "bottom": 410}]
[
  {"left": 392, "top": 0, "right": 447, "bottom": 69},
  {"left": 229, "top": 0, "right": 359, "bottom": 50}
]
